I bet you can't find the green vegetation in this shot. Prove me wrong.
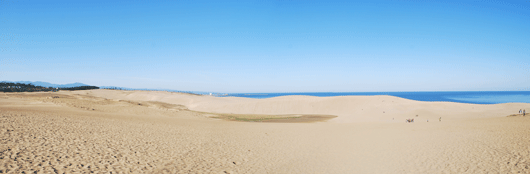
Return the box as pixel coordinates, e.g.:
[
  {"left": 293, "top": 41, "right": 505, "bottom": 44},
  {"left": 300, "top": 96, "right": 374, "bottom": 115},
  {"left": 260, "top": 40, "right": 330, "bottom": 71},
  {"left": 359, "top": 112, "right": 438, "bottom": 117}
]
[
  {"left": 0, "top": 82, "right": 99, "bottom": 92},
  {"left": 59, "top": 86, "right": 99, "bottom": 91}
]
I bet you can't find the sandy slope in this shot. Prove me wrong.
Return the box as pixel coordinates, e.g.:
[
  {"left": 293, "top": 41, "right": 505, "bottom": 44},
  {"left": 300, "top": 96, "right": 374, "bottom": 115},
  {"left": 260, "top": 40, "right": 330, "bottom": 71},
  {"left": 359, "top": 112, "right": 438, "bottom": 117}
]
[
  {"left": 1, "top": 90, "right": 530, "bottom": 173},
  {"left": 82, "top": 89, "right": 529, "bottom": 123}
]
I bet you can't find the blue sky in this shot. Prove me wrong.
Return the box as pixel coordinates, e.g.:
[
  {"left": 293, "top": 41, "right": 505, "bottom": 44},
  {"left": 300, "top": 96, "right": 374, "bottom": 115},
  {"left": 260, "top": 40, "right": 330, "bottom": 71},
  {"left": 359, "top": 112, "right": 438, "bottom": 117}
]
[{"left": 1, "top": 0, "right": 529, "bottom": 93}]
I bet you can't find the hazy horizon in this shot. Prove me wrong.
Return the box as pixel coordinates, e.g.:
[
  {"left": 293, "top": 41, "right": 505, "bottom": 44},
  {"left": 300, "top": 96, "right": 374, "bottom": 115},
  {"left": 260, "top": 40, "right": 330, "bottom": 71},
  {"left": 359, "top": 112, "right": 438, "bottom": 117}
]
[
  {"left": 3, "top": 80, "right": 530, "bottom": 94},
  {"left": 2, "top": 1, "right": 529, "bottom": 93}
]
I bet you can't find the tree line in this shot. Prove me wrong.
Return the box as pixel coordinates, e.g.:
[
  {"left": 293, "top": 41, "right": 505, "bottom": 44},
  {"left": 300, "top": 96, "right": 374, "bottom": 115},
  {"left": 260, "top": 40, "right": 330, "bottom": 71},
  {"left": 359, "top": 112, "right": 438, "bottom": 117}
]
[
  {"left": 102, "top": 87, "right": 126, "bottom": 90},
  {"left": 0, "top": 82, "right": 99, "bottom": 92},
  {"left": 101, "top": 87, "right": 202, "bottom": 96}
]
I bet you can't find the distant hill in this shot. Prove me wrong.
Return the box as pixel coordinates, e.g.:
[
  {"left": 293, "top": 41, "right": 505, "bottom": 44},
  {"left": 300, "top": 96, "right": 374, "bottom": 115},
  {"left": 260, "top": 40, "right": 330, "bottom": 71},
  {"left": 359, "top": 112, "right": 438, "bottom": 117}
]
[{"left": 4, "top": 81, "right": 91, "bottom": 88}]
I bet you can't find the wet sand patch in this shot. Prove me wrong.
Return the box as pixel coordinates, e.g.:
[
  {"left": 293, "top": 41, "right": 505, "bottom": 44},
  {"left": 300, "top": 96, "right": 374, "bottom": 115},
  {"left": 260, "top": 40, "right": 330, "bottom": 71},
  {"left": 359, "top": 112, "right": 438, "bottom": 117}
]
[{"left": 209, "top": 113, "right": 337, "bottom": 123}]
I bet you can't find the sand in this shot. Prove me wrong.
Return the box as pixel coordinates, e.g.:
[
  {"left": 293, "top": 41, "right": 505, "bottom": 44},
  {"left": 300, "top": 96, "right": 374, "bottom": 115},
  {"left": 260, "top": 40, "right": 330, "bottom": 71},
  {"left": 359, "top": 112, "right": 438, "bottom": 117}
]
[{"left": 1, "top": 89, "right": 530, "bottom": 173}]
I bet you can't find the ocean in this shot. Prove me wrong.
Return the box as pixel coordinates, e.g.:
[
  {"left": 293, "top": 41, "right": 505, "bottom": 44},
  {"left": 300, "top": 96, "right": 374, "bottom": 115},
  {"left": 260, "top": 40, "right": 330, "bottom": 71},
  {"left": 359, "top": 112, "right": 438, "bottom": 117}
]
[{"left": 220, "top": 91, "right": 530, "bottom": 104}]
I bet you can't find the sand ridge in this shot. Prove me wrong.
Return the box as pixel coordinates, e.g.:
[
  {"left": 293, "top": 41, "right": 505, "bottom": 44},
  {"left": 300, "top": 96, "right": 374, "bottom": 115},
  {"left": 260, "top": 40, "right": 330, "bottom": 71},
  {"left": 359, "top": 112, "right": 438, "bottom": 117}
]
[{"left": 81, "top": 89, "right": 530, "bottom": 123}]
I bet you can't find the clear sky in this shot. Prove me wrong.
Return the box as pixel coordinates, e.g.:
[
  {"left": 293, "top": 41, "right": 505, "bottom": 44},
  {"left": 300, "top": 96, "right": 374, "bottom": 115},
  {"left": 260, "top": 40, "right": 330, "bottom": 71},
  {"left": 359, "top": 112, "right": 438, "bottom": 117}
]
[{"left": 1, "top": 0, "right": 529, "bottom": 93}]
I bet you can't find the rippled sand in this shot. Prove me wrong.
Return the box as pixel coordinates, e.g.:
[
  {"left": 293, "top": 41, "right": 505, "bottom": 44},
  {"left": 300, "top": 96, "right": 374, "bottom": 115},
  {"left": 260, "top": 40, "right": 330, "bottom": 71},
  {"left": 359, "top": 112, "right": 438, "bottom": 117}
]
[{"left": 1, "top": 90, "right": 529, "bottom": 173}]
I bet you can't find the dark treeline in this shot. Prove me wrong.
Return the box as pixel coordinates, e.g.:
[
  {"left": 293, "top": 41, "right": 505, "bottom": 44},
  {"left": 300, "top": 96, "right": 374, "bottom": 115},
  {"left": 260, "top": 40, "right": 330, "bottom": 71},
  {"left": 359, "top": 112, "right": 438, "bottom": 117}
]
[
  {"left": 1, "top": 82, "right": 99, "bottom": 92},
  {"left": 0, "top": 82, "right": 55, "bottom": 92},
  {"left": 60, "top": 86, "right": 99, "bottom": 91}
]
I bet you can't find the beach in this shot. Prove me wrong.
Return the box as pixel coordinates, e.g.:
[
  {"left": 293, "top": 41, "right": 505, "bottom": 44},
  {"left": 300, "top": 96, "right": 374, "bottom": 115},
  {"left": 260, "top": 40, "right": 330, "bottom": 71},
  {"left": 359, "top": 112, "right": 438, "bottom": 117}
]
[{"left": 1, "top": 89, "right": 530, "bottom": 173}]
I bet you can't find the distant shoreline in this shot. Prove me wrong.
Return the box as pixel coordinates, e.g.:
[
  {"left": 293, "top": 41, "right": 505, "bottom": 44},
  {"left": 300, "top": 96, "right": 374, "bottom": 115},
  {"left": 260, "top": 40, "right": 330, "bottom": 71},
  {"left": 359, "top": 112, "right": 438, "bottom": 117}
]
[{"left": 221, "top": 91, "right": 530, "bottom": 104}]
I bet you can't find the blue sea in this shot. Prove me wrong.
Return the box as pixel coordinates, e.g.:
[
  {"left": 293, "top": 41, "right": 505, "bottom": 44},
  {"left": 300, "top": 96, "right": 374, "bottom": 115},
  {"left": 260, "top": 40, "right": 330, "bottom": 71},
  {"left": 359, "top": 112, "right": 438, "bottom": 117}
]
[{"left": 220, "top": 91, "right": 530, "bottom": 104}]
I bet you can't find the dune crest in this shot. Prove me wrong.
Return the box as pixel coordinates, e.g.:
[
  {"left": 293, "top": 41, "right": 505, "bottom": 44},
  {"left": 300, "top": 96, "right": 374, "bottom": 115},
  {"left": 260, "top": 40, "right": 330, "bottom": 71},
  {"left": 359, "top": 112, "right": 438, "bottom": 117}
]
[{"left": 81, "top": 89, "right": 530, "bottom": 123}]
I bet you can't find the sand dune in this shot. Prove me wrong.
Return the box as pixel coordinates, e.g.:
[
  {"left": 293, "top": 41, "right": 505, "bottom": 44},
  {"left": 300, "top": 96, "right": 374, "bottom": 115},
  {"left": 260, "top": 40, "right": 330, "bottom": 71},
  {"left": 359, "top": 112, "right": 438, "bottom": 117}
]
[
  {"left": 1, "top": 89, "right": 530, "bottom": 173},
  {"left": 82, "top": 89, "right": 529, "bottom": 123}
]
